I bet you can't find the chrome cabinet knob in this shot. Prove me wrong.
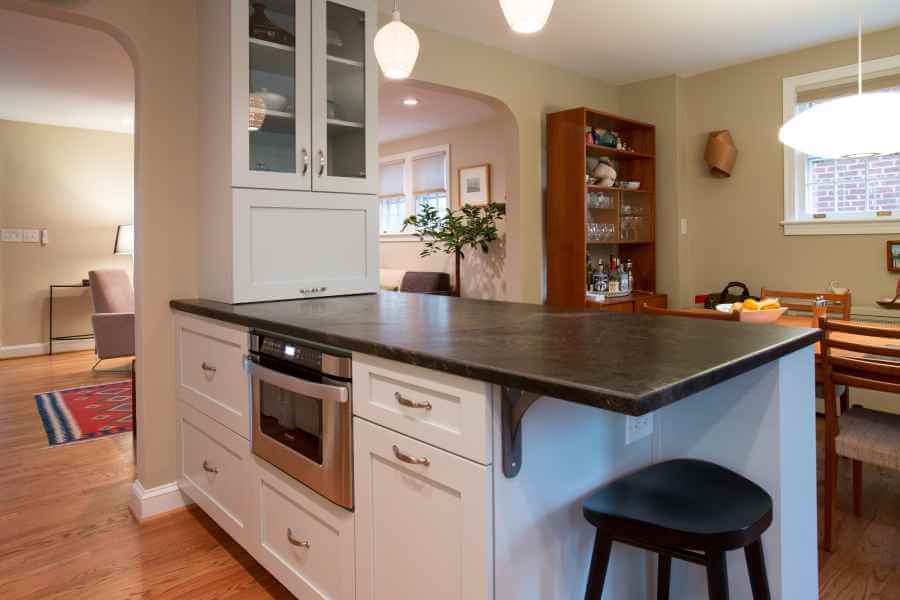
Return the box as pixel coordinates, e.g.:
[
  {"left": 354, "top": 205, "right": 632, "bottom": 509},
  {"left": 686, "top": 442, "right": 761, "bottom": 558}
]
[{"left": 301, "top": 148, "right": 310, "bottom": 176}]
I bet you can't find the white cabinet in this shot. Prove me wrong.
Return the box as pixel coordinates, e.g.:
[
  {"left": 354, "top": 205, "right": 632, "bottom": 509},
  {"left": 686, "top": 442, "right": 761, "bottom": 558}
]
[
  {"left": 199, "top": 0, "right": 379, "bottom": 304},
  {"left": 175, "top": 313, "right": 251, "bottom": 437},
  {"left": 354, "top": 417, "right": 494, "bottom": 600},
  {"left": 252, "top": 458, "right": 356, "bottom": 600},
  {"left": 201, "top": 0, "right": 377, "bottom": 193}
]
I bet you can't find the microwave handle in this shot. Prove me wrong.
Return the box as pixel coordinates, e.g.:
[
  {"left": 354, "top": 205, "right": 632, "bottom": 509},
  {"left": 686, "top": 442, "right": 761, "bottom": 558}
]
[{"left": 248, "top": 360, "right": 348, "bottom": 404}]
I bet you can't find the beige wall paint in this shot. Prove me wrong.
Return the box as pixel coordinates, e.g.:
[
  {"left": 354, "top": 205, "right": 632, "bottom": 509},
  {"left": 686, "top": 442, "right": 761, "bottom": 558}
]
[
  {"left": 677, "top": 26, "right": 900, "bottom": 308},
  {"left": 398, "top": 17, "right": 620, "bottom": 303},
  {"left": 379, "top": 114, "right": 516, "bottom": 300},
  {"left": 0, "top": 120, "right": 133, "bottom": 348},
  {"left": 1, "top": 0, "right": 200, "bottom": 489}
]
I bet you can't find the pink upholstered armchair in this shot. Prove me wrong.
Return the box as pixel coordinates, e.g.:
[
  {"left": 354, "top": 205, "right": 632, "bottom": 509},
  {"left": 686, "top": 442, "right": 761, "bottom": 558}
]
[{"left": 88, "top": 269, "right": 135, "bottom": 369}]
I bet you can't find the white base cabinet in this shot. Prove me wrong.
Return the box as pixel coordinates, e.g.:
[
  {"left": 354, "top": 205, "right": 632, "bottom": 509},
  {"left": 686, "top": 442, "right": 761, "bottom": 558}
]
[{"left": 353, "top": 417, "right": 494, "bottom": 600}]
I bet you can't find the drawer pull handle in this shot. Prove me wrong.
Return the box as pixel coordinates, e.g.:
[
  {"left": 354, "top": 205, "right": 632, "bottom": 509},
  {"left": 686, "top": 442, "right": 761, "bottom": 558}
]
[
  {"left": 392, "top": 445, "right": 430, "bottom": 467},
  {"left": 202, "top": 460, "right": 218, "bottom": 474},
  {"left": 287, "top": 528, "right": 311, "bottom": 549},
  {"left": 395, "top": 392, "right": 432, "bottom": 411},
  {"left": 201, "top": 362, "right": 217, "bottom": 374}
]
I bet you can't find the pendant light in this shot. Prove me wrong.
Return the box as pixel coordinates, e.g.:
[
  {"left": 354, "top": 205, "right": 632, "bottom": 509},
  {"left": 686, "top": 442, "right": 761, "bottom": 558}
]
[
  {"left": 374, "top": 0, "right": 420, "bottom": 80},
  {"left": 499, "top": 0, "right": 555, "bottom": 34},
  {"left": 779, "top": 16, "right": 900, "bottom": 159}
]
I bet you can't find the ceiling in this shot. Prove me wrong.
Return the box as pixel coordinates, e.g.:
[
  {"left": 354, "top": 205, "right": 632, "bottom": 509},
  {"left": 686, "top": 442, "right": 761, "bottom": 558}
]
[
  {"left": 381, "top": 0, "right": 900, "bottom": 84},
  {"left": 379, "top": 80, "right": 497, "bottom": 143},
  {"left": 0, "top": 10, "right": 134, "bottom": 133}
]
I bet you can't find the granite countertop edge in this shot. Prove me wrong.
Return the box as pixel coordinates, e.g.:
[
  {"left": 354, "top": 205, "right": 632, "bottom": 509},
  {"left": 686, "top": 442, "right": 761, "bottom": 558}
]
[{"left": 169, "top": 298, "right": 821, "bottom": 416}]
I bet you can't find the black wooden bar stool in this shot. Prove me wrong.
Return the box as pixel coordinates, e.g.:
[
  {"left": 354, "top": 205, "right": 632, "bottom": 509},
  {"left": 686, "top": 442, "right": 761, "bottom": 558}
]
[{"left": 582, "top": 459, "right": 772, "bottom": 600}]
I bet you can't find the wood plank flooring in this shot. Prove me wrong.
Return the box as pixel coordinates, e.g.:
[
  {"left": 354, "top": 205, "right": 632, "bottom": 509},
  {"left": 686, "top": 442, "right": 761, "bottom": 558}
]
[
  {"left": 0, "top": 351, "right": 290, "bottom": 599},
  {"left": 0, "top": 350, "right": 898, "bottom": 598}
]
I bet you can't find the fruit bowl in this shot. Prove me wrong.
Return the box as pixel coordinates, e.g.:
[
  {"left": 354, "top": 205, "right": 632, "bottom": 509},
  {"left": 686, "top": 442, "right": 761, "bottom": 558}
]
[{"left": 738, "top": 307, "right": 788, "bottom": 324}]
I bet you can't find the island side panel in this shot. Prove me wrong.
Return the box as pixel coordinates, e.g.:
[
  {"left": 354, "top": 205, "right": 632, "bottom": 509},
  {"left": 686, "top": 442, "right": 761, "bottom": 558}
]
[
  {"left": 492, "top": 394, "right": 656, "bottom": 600},
  {"left": 655, "top": 346, "right": 818, "bottom": 600}
]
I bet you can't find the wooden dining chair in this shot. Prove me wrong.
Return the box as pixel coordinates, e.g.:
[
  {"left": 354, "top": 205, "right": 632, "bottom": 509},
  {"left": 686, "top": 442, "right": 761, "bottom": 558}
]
[
  {"left": 762, "top": 289, "right": 853, "bottom": 413},
  {"left": 641, "top": 304, "right": 740, "bottom": 321},
  {"left": 819, "top": 318, "right": 900, "bottom": 552}
]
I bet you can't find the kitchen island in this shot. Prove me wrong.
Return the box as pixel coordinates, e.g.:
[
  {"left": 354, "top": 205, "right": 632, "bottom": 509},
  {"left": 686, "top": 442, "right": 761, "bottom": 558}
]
[{"left": 170, "top": 292, "right": 820, "bottom": 600}]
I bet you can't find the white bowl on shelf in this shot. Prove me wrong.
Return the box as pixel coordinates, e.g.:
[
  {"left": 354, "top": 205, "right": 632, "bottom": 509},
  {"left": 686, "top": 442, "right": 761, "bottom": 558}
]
[{"left": 255, "top": 88, "right": 288, "bottom": 112}]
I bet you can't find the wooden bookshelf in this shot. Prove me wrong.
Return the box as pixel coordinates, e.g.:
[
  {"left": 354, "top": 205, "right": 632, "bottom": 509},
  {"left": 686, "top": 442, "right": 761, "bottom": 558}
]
[{"left": 546, "top": 107, "right": 666, "bottom": 312}]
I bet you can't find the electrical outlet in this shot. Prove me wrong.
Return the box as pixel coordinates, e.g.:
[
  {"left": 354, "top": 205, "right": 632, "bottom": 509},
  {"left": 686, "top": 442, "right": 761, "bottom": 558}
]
[
  {"left": 22, "top": 229, "right": 40, "bottom": 243},
  {"left": 680, "top": 218, "right": 688, "bottom": 235},
  {"left": 626, "top": 413, "right": 654, "bottom": 444},
  {"left": 1, "top": 229, "right": 23, "bottom": 243}
]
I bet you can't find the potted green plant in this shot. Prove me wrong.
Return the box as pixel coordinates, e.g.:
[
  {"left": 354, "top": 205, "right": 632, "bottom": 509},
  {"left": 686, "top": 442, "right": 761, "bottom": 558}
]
[{"left": 402, "top": 202, "right": 505, "bottom": 297}]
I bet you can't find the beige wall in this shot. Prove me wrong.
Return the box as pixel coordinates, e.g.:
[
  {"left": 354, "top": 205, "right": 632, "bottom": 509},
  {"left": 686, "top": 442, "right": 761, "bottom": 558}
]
[
  {"left": 625, "top": 26, "right": 900, "bottom": 309},
  {"left": 1, "top": 0, "right": 200, "bottom": 489},
  {"left": 0, "top": 120, "right": 133, "bottom": 348},
  {"left": 379, "top": 114, "right": 516, "bottom": 300},
  {"left": 398, "top": 17, "right": 620, "bottom": 303}
]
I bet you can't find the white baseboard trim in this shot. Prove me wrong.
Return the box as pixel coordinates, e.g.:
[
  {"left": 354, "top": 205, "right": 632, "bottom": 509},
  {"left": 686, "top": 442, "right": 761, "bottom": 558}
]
[
  {"left": 0, "top": 338, "right": 95, "bottom": 359},
  {"left": 128, "top": 480, "right": 193, "bottom": 522}
]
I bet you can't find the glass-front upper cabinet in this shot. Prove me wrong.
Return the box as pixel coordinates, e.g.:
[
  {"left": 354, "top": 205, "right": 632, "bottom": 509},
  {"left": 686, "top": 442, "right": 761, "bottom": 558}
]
[
  {"left": 233, "top": 0, "right": 312, "bottom": 190},
  {"left": 311, "top": 0, "right": 377, "bottom": 195}
]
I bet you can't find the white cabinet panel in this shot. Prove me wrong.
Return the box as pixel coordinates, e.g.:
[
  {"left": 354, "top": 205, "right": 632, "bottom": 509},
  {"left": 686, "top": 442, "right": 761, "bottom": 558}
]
[
  {"left": 353, "top": 353, "right": 493, "bottom": 464},
  {"left": 354, "top": 418, "right": 493, "bottom": 600},
  {"left": 233, "top": 188, "right": 378, "bottom": 302},
  {"left": 253, "top": 458, "right": 355, "bottom": 600},
  {"left": 177, "top": 402, "right": 252, "bottom": 546},
  {"left": 175, "top": 313, "right": 250, "bottom": 438}
]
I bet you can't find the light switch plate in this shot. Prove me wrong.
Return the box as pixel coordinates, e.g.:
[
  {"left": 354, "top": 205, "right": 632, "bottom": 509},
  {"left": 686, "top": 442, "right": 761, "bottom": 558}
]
[
  {"left": 22, "top": 229, "right": 40, "bottom": 243},
  {"left": 1, "top": 229, "right": 23, "bottom": 243}
]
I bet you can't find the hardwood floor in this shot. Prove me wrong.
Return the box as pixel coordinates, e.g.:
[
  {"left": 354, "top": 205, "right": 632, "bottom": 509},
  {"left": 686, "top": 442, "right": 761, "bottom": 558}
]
[
  {"left": 1, "top": 351, "right": 899, "bottom": 598},
  {"left": 0, "top": 351, "right": 291, "bottom": 599}
]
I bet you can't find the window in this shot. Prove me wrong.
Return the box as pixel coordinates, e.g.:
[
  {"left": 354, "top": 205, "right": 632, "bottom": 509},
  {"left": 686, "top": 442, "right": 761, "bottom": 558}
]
[
  {"left": 782, "top": 56, "right": 900, "bottom": 235},
  {"left": 378, "top": 145, "right": 449, "bottom": 235}
]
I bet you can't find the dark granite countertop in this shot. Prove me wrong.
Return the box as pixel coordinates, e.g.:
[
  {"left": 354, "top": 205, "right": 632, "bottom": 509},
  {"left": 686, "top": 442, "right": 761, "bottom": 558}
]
[{"left": 170, "top": 293, "right": 820, "bottom": 416}]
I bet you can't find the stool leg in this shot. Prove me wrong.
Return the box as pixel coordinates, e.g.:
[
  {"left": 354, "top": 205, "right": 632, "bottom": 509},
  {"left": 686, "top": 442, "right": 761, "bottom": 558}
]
[
  {"left": 852, "top": 460, "right": 863, "bottom": 517},
  {"left": 584, "top": 533, "right": 613, "bottom": 600},
  {"left": 657, "top": 554, "right": 671, "bottom": 600},
  {"left": 705, "top": 551, "right": 729, "bottom": 600},
  {"left": 743, "top": 540, "right": 771, "bottom": 600}
]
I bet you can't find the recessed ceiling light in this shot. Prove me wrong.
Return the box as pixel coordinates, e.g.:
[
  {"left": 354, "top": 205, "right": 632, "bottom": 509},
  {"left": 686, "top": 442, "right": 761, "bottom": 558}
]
[{"left": 402, "top": 98, "right": 419, "bottom": 106}]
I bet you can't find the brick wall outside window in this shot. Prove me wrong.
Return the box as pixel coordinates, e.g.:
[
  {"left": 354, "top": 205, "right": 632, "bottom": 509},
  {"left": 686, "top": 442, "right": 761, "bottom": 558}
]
[{"left": 806, "top": 154, "right": 900, "bottom": 214}]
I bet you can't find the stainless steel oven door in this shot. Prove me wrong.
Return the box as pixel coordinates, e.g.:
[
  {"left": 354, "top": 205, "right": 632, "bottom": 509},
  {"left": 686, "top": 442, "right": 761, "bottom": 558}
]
[{"left": 249, "top": 359, "right": 353, "bottom": 509}]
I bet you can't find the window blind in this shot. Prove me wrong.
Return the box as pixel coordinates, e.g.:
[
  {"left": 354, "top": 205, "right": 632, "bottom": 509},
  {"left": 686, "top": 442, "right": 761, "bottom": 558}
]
[
  {"left": 797, "top": 71, "right": 900, "bottom": 104},
  {"left": 412, "top": 152, "right": 447, "bottom": 195},
  {"left": 379, "top": 161, "right": 404, "bottom": 198}
]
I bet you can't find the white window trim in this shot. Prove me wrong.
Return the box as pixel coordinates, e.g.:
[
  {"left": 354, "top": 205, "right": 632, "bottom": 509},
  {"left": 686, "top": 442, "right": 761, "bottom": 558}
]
[
  {"left": 379, "top": 144, "right": 450, "bottom": 240},
  {"left": 782, "top": 54, "right": 900, "bottom": 236}
]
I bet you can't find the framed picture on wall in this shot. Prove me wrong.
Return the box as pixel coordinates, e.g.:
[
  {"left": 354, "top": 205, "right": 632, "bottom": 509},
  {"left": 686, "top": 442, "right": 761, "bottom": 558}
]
[
  {"left": 887, "top": 241, "right": 900, "bottom": 272},
  {"left": 459, "top": 164, "right": 491, "bottom": 206}
]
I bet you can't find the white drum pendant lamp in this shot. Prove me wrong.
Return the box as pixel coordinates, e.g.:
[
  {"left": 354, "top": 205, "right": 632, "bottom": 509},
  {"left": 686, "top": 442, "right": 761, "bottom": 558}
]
[
  {"left": 374, "top": 1, "right": 420, "bottom": 80},
  {"left": 499, "top": 0, "right": 555, "bottom": 34},
  {"left": 779, "top": 17, "right": 900, "bottom": 159}
]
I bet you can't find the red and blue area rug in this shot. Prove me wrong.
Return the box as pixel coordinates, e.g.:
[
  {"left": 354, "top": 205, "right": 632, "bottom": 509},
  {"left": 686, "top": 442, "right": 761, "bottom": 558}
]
[{"left": 34, "top": 380, "right": 133, "bottom": 447}]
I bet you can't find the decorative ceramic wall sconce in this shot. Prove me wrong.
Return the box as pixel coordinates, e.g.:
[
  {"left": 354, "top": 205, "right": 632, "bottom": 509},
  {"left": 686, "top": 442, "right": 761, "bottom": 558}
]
[{"left": 704, "top": 130, "right": 738, "bottom": 177}]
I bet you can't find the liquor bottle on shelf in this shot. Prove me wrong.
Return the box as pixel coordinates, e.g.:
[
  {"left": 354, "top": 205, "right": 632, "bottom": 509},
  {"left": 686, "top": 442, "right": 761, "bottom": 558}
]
[
  {"left": 608, "top": 255, "right": 621, "bottom": 294},
  {"left": 625, "top": 259, "right": 634, "bottom": 293},
  {"left": 596, "top": 259, "right": 608, "bottom": 294},
  {"left": 586, "top": 255, "right": 595, "bottom": 290}
]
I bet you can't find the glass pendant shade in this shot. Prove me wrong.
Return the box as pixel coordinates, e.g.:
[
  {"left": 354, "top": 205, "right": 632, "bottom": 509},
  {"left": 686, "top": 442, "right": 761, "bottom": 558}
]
[
  {"left": 499, "top": 0, "right": 555, "bottom": 33},
  {"left": 248, "top": 94, "right": 267, "bottom": 131},
  {"left": 374, "top": 10, "right": 420, "bottom": 80},
  {"left": 779, "top": 92, "right": 900, "bottom": 159}
]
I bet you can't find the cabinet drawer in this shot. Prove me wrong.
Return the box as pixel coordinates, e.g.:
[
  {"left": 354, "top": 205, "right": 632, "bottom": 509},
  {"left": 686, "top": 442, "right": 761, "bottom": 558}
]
[
  {"left": 177, "top": 402, "right": 251, "bottom": 546},
  {"left": 175, "top": 312, "right": 250, "bottom": 437},
  {"left": 354, "top": 418, "right": 493, "bottom": 600},
  {"left": 253, "top": 458, "right": 355, "bottom": 600},
  {"left": 353, "top": 353, "right": 492, "bottom": 464}
]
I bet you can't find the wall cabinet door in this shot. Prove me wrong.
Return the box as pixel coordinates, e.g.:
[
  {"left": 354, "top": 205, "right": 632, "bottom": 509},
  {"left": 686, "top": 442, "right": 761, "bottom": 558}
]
[
  {"left": 233, "top": 0, "right": 313, "bottom": 190},
  {"left": 311, "top": 0, "right": 378, "bottom": 194},
  {"left": 354, "top": 418, "right": 494, "bottom": 600},
  {"left": 233, "top": 188, "right": 378, "bottom": 302}
]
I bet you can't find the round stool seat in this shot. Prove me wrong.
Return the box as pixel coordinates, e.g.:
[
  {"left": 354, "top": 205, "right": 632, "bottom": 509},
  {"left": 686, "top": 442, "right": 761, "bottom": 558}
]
[{"left": 583, "top": 459, "right": 772, "bottom": 551}]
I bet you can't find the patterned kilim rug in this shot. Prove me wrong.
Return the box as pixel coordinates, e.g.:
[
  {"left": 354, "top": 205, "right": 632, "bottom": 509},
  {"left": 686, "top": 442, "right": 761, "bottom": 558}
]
[{"left": 34, "top": 380, "right": 133, "bottom": 447}]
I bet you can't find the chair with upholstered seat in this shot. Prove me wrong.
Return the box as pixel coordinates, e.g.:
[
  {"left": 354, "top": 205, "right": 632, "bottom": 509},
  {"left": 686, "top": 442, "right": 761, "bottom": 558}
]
[
  {"left": 819, "top": 318, "right": 900, "bottom": 551},
  {"left": 88, "top": 269, "right": 135, "bottom": 371}
]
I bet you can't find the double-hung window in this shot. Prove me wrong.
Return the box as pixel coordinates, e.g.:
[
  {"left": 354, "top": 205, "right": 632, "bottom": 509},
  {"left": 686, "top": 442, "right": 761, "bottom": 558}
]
[
  {"left": 782, "top": 57, "right": 900, "bottom": 235},
  {"left": 378, "top": 145, "right": 450, "bottom": 236}
]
